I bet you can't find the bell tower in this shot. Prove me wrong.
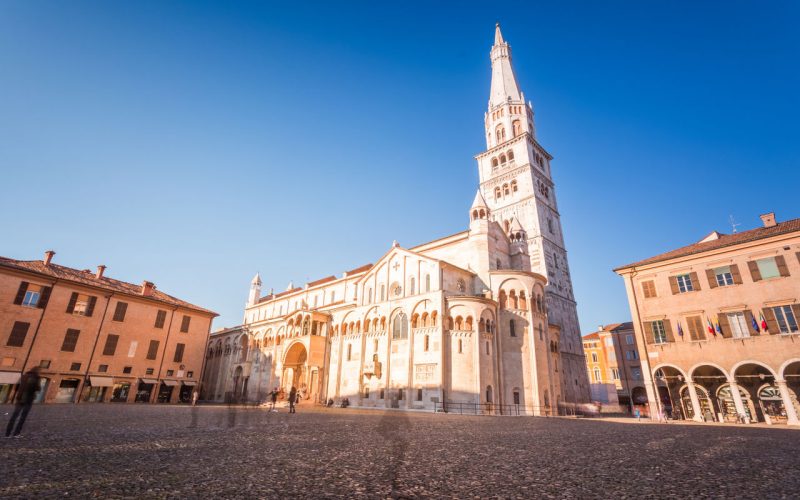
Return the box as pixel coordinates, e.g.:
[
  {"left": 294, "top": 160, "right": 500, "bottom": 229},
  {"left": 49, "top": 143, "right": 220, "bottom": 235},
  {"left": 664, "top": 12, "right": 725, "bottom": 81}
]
[{"left": 475, "top": 24, "right": 589, "bottom": 403}]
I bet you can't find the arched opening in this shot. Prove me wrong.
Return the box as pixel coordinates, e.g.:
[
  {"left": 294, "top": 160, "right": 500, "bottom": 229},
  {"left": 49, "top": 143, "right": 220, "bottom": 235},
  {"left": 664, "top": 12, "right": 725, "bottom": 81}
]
[
  {"left": 734, "top": 362, "right": 779, "bottom": 423},
  {"left": 652, "top": 365, "right": 685, "bottom": 418},
  {"left": 282, "top": 342, "right": 308, "bottom": 396},
  {"left": 690, "top": 364, "right": 729, "bottom": 422},
  {"left": 486, "top": 385, "right": 493, "bottom": 404},
  {"left": 392, "top": 311, "right": 408, "bottom": 340}
]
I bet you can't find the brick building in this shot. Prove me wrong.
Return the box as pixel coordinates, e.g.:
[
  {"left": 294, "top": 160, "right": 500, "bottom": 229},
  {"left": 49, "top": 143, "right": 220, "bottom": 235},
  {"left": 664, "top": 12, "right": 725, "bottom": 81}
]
[
  {"left": 0, "top": 251, "right": 217, "bottom": 404},
  {"left": 583, "top": 322, "right": 645, "bottom": 412},
  {"left": 615, "top": 213, "right": 800, "bottom": 425}
]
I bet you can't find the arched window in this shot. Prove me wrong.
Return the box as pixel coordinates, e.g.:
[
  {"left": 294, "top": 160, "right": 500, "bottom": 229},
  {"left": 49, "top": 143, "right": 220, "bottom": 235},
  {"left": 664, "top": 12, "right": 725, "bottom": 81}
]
[
  {"left": 519, "top": 292, "right": 527, "bottom": 311},
  {"left": 486, "top": 385, "right": 493, "bottom": 403},
  {"left": 424, "top": 335, "right": 430, "bottom": 352},
  {"left": 503, "top": 184, "right": 510, "bottom": 196},
  {"left": 499, "top": 154, "right": 507, "bottom": 164},
  {"left": 508, "top": 150, "right": 515, "bottom": 161},
  {"left": 380, "top": 285, "right": 386, "bottom": 302},
  {"left": 479, "top": 318, "right": 486, "bottom": 333},
  {"left": 447, "top": 316, "right": 454, "bottom": 329},
  {"left": 458, "top": 339, "right": 463, "bottom": 353},
  {"left": 347, "top": 343, "right": 352, "bottom": 361},
  {"left": 511, "top": 180, "right": 518, "bottom": 192},
  {"left": 512, "top": 120, "right": 521, "bottom": 136},
  {"left": 425, "top": 274, "right": 431, "bottom": 292},
  {"left": 421, "top": 312, "right": 428, "bottom": 326},
  {"left": 491, "top": 157, "right": 499, "bottom": 167},
  {"left": 465, "top": 316, "right": 473, "bottom": 330},
  {"left": 367, "top": 288, "right": 373, "bottom": 304},
  {"left": 499, "top": 290, "right": 507, "bottom": 309},
  {"left": 509, "top": 319, "right": 516, "bottom": 337},
  {"left": 509, "top": 290, "right": 518, "bottom": 309},
  {"left": 430, "top": 311, "right": 438, "bottom": 326},
  {"left": 494, "top": 187, "right": 501, "bottom": 199},
  {"left": 513, "top": 389, "right": 521, "bottom": 405},
  {"left": 409, "top": 277, "right": 415, "bottom": 295},
  {"left": 593, "top": 368, "right": 601, "bottom": 382},
  {"left": 392, "top": 311, "right": 408, "bottom": 340},
  {"left": 485, "top": 341, "right": 490, "bottom": 355},
  {"left": 411, "top": 314, "right": 419, "bottom": 329}
]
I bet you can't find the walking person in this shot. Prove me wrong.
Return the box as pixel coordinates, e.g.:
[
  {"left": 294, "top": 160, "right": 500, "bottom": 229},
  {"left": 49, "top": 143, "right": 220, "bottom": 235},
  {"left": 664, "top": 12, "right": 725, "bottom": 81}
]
[
  {"left": 269, "top": 387, "right": 279, "bottom": 412},
  {"left": 289, "top": 386, "right": 297, "bottom": 414},
  {"left": 191, "top": 389, "right": 199, "bottom": 406},
  {"left": 6, "top": 367, "right": 42, "bottom": 438}
]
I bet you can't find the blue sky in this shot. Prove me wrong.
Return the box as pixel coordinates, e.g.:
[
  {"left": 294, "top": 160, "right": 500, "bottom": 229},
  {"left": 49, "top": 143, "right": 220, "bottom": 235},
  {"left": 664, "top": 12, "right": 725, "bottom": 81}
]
[{"left": 1, "top": 1, "right": 798, "bottom": 334}]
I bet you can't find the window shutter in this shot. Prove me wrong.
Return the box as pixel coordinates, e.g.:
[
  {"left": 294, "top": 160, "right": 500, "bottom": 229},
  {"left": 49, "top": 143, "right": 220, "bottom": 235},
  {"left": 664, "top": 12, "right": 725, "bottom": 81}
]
[
  {"left": 669, "top": 276, "right": 679, "bottom": 295},
  {"left": 86, "top": 296, "right": 97, "bottom": 317},
  {"left": 180, "top": 315, "right": 191, "bottom": 333},
  {"left": 687, "top": 315, "right": 702, "bottom": 341},
  {"left": 775, "top": 255, "right": 790, "bottom": 277},
  {"left": 38, "top": 286, "right": 52, "bottom": 309},
  {"left": 66, "top": 292, "right": 78, "bottom": 314},
  {"left": 113, "top": 302, "right": 128, "bottom": 322},
  {"left": 796, "top": 251, "right": 800, "bottom": 265},
  {"left": 173, "top": 343, "right": 185, "bottom": 363},
  {"left": 7, "top": 321, "right": 31, "bottom": 347},
  {"left": 748, "top": 261, "right": 762, "bottom": 281},
  {"left": 718, "top": 314, "right": 731, "bottom": 338},
  {"left": 730, "top": 264, "right": 743, "bottom": 285},
  {"left": 13, "top": 282, "right": 29, "bottom": 305},
  {"left": 792, "top": 305, "right": 800, "bottom": 326},
  {"left": 705, "top": 269, "right": 718, "bottom": 289},
  {"left": 643, "top": 321, "right": 654, "bottom": 344},
  {"left": 61, "top": 329, "right": 80, "bottom": 352},
  {"left": 744, "top": 310, "right": 759, "bottom": 336},
  {"left": 102, "top": 334, "right": 119, "bottom": 356},
  {"left": 762, "top": 308, "right": 779, "bottom": 335},
  {"left": 155, "top": 310, "right": 167, "bottom": 329},
  {"left": 663, "top": 319, "right": 675, "bottom": 342},
  {"left": 689, "top": 272, "right": 701, "bottom": 291},
  {"left": 146, "top": 340, "right": 160, "bottom": 360}
]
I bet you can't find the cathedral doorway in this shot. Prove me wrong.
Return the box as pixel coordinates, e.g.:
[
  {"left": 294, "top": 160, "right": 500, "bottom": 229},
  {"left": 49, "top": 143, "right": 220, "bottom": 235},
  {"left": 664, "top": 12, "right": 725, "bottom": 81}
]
[{"left": 283, "top": 342, "right": 308, "bottom": 396}]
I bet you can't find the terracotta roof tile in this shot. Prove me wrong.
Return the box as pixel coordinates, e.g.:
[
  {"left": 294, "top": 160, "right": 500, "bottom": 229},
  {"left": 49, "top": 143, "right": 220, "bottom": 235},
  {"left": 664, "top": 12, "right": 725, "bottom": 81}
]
[
  {"left": 0, "top": 256, "right": 217, "bottom": 315},
  {"left": 306, "top": 275, "right": 336, "bottom": 287},
  {"left": 345, "top": 264, "right": 373, "bottom": 275},
  {"left": 614, "top": 217, "right": 800, "bottom": 271}
]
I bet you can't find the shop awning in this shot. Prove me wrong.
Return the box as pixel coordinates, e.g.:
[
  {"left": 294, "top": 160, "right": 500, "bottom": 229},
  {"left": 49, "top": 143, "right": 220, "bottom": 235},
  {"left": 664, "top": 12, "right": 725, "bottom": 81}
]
[
  {"left": 161, "top": 380, "right": 180, "bottom": 386},
  {"left": 89, "top": 376, "right": 114, "bottom": 387},
  {"left": 0, "top": 372, "right": 21, "bottom": 384},
  {"left": 140, "top": 378, "right": 158, "bottom": 385},
  {"left": 182, "top": 381, "right": 197, "bottom": 386}
]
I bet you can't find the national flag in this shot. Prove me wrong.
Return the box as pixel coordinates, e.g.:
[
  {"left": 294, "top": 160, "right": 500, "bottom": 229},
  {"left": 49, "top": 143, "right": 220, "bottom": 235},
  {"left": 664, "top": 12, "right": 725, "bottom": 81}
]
[
  {"left": 759, "top": 312, "right": 769, "bottom": 333},
  {"left": 677, "top": 321, "right": 684, "bottom": 337},
  {"left": 714, "top": 317, "right": 722, "bottom": 336},
  {"left": 750, "top": 314, "right": 760, "bottom": 334},
  {"left": 706, "top": 317, "right": 715, "bottom": 336}
]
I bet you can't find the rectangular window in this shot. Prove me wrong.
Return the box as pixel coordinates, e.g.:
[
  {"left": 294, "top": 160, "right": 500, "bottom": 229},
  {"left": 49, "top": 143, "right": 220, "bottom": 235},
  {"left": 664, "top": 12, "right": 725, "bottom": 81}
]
[
  {"left": 398, "top": 389, "right": 404, "bottom": 401},
  {"left": 676, "top": 274, "right": 693, "bottom": 293},
  {"left": 128, "top": 340, "right": 138, "bottom": 358},
  {"left": 713, "top": 266, "right": 734, "bottom": 287},
  {"left": 173, "top": 343, "right": 185, "bottom": 363},
  {"left": 651, "top": 320, "right": 667, "bottom": 344},
  {"left": 146, "top": 340, "right": 160, "bottom": 360},
  {"left": 727, "top": 312, "right": 749, "bottom": 338},
  {"left": 773, "top": 306, "right": 799, "bottom": 334},
  {"left": 187, "top": 371, "right": 193, "bottom": 378},
  {"left": 686, "top": 315, "right": 706, "bottom": 341},
  {"left": 155, "top": 310, "right": 167, "bottom": 329},
  {"left": 513, "top": 392, "right": 521, "bottom": 405},
  {"left": 591, "top": 352, "right": 598, "bottom": 362},
  {"left": 509, "top": 320, "right": 516, "bottom": 337},
  {"left": 40, "top": 359, "right": 51, "bottom": 368},
  {"left": 417, "top": 388, "right": 423, "bottom": 401},
  {"left": 7, "top": 321, "right": 31, "bottom": 347},
  {"left": 98, "top": 364, "right": 108, "bottom": 373},
  {"left": 70, "top": 362, "right": 81, "bottom": 371},
  {"left": 756, "top": 257, "right": 781, "bottom": 280},
  {"left": 605, "top": 338, "right": 613, "bottom": 347},
  {"left": 166, "top": 369, "right": 174, "bottom": 376},
  {"left": 21, "top": 284, "right": 42, "bottom": 307},
  {"left": 611, "top": 368, "right": 620, "bottom": 380},
  {"left": 380, "top": 389, "right": 385, "bottom": 399},
  {"left": 67, "top": 293, "right": 96, "bottom": 316},
  {"left": 102, "top": 334, "right": 119, "bottom": 356},
  {"left": 641, "top": 280, "right": 657, "bottom": 298},
  {"left": 61, "top": 329, "right": 80, "bottom": 352},
  {"left": 112, "top": 302, "right": 128, "bottom": 322},
  {"left": 123, "top": 366, "right": 132, "bottom": 374},
  {"left": 146, "top": 368, "right": 154, "bottom": 375},
  {"left": 364, "top": 387, "right": 370, "bottom": 398},
  {"left": 180, "top": 315, "right": 191, "bottom": 333},
  {"left": 626, "top": 334, "right": 634, "bottom": 345}
]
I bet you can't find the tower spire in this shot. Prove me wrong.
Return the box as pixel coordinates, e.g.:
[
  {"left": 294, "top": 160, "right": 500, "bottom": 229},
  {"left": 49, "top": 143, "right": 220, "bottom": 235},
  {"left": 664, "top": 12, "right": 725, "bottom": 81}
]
[{"left": 489, "top": 23, "right": 522, "bottom": 108}]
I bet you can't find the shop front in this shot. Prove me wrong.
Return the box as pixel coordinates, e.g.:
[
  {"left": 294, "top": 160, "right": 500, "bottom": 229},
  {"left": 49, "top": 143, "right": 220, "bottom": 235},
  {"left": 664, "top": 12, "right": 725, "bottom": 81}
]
[
  {"left": 111, "top": 382, "right": 131, "bottom": 402},
  {"left": 55, "top": 378, "right": 81, "bottom": 403},
  {"left": 85, "top": 376, "right": 114, "bottom": 402},
  {"left": 179, "top": 381, "right": 195, "bottom": 403},
  {"left": 135, "top": 378, "right": 158, "bottom": 403},
  {"left": 158, "top": 380, "right": 179, "bottom": 403},
  {"left": 0, "top": 371, "right": 21, "bottom": 403}
]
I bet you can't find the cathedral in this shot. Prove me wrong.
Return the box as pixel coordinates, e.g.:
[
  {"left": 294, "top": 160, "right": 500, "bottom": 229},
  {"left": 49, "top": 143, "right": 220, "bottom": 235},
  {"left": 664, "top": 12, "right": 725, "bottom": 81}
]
[{"left": 202, "top": 25, "right": 590, "bottom": 413}]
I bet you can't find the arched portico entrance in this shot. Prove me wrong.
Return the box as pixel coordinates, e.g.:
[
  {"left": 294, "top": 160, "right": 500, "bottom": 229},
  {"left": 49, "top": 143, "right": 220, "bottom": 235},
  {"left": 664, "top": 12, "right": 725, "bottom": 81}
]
[
  {"left": 779, "top": 360, "right": 800, "bottom": 425},
  {"left": 653, "top": 365, "right": 686, "bottom": 419},
  {"left": 690, "top": 364, "right": 728, "bottom": 422},
  {"left": 717, "top": 384, "right": 755, "bottom": 423},
  {"left": 282, "top": 342, "right": 308, "bottom": 397},
  {"left": 733, "top": 362, "right": 777, "bottom": 423}
]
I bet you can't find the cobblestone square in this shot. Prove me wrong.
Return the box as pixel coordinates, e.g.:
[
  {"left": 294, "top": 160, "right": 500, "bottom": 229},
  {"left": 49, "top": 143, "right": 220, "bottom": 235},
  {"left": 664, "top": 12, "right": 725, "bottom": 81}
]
[{"left": 1, "top": 404, "right": 798, "bottom": 498}]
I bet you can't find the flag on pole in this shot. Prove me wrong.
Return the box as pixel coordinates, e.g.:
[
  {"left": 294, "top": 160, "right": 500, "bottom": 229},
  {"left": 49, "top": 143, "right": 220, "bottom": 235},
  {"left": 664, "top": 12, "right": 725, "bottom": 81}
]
[
  {"left": 750, "top": 314, "right": 760, "bottom": 334},
  {"left": 759, "top": 312, "right": 769, "bottom": 333},
  {"left": 714, "top": 316, "right": 722, "bottom": 336},
  {"left": 706, "top": 317, "right": 715, "bottom": 336},
  {"left": 677, "top": 321, "right": 684, "bottom": 337}
]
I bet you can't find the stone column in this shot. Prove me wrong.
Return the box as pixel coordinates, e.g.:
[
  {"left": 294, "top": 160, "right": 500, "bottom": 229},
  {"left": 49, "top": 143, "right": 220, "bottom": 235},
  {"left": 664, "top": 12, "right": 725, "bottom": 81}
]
[
  {"left": 776, "top": 379, "right": 800, "bottom": 426},
  {"left": 728, "top": 379, "right": 748, "bottom": 423},
  {"left": 686, "top": 380, "right": 704, "bottom": 422}
]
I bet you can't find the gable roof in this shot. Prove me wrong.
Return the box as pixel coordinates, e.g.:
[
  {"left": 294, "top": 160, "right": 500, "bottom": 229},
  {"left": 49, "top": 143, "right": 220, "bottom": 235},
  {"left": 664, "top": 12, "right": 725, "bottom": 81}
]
[
  {"left": 0, "top": 256, "right": 217, "bottom": 316},
  {"left": 614, "top": 217, "right": 800, "bottom": 271}
]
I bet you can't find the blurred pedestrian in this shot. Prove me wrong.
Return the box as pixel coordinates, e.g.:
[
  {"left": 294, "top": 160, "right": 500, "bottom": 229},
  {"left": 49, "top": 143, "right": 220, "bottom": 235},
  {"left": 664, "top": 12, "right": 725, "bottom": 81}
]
[
  {"left": 269, "top": 387, "right": 279, "bottom": 412},
  {"left": 6, "top": 367, "right": 41, "bottom": 438},
  {"left": 289, "top": 386, "right": 297, "bottom": 414},
  {"left": 191, "top": 390, "right": 199, "bottom": 406}
]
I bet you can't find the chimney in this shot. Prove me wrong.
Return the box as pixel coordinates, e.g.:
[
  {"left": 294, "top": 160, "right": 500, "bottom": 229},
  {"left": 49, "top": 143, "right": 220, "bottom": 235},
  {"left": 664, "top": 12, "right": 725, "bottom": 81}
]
[
  {"left": 141, "top": 280, "right": 155, "bottom": 296},
  {"left": 760, "top": 212, "right": 777, "bottom": 228},
  {"left": 96, "top": 265, "right": 106, "bottom": 279},
  {"left": 43, "top": 250, "right": 56, "bottom": 266},
  {"left": 598, "top": 325, "right": 605, "bottom": 332}
]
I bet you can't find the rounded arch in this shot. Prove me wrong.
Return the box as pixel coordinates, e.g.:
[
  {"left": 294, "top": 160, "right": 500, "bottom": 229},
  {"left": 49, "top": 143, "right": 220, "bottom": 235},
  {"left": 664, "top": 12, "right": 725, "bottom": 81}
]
[
  {"left": 731, "top": 360, "right": 778, "bottom": 378},
  {"left": 779, "top": 358, "right": 800, "bottom": 379},
  {"left": 652, "top": 363, "right": 689, "bottom": 380},
  {"left": 689, "top": 362, "right": 731, "bottom": 381},
  {"left": 283, "top": 341, "right": 308, "bottom": 365}
]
